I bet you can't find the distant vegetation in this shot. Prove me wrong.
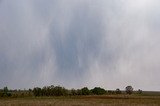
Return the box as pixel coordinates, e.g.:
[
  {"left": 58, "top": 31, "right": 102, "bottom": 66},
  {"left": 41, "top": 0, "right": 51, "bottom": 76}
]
[
  {"left": 1, "top": 86, "right": 160, "bottom": 106},
  {"left": 0, "top": 85, "right": 145, "bottom": 98}
]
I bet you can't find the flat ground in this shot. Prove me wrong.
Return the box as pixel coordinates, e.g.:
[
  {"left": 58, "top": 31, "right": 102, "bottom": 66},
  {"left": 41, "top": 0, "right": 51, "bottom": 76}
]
[{"left": 0, "top": 95, "right": 160, "bottom": 106}]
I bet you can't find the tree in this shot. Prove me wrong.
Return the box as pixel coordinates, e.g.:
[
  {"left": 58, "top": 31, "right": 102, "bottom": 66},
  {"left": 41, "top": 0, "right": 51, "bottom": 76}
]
[
  {"left": 53, "top": 86, "right": 67, "bottom": 96},
  {"left": 33, "top": 87, "right": 42, "bottom": 96},
  {"left": 71, "top": 89, "right": 77, "bottom": 95},
  {"left": 77, "top": 89, "right": 82, "bottom": 95},
  {"left": 138, "top": 89, "right": 142, "bottom": 94},
  {"left": 91, "top": 87, "right": 106, "bottom": 95},
  {"left": 1, "top": 86, "right": 12, "bottom": 97},
  {"left": 125, "top": 86, "right": 133, "bottom": 95},
  {"left": 81, "top": 87, "right": 90, "bottom": 95},
  {"left": 115, "top": 88, "right": 121, "bottom": 94},
  {"left": 3, "top": 87, "right": 8, "bottom": 93}
]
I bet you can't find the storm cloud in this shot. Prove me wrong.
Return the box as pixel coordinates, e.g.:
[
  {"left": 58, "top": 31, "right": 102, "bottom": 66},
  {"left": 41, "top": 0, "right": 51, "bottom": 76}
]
[{"left": 0, "top": 0, "right": 160, "bottom": 91}]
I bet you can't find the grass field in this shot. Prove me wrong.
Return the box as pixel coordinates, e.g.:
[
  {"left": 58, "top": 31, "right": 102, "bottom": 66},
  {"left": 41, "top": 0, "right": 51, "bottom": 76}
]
[{"left": 0, "top": 95, "right": 160, "bottom": 106}]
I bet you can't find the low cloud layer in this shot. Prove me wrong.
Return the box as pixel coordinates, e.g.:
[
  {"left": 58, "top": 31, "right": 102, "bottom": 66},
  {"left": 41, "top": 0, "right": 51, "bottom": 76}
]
[{"left": 0, "top": 0, "right": 160, "bottom": 91}]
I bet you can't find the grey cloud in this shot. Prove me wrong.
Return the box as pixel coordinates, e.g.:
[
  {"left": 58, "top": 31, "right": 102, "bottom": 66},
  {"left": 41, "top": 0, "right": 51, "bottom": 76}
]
[{"left": 0, "top": 0, "right": 160, "bottom": 90}]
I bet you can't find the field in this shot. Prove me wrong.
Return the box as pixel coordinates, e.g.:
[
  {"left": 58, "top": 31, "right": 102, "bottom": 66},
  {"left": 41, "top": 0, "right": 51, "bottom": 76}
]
[{"left": 0, "top": 95, "right": 160, "bottom": 106}]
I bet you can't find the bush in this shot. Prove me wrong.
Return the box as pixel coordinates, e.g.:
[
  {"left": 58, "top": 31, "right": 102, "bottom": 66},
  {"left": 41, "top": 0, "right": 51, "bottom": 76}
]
[{"left": 115, "top": 88, "right": 122, "bottom": 94}]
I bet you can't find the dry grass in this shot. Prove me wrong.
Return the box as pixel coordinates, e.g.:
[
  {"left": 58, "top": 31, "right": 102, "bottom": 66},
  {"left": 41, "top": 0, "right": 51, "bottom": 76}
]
[{"left": 0, "top": 95, "right": 160, "bottom": 106}]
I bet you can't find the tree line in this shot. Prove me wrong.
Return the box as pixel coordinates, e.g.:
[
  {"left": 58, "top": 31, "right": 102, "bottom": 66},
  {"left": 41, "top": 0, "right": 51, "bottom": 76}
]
[
  {"left": 33, "top": 86, "right": 107, "bottom": 96},
  {"left": 0, "top": 85, "right": 142, "bottom": 97}
]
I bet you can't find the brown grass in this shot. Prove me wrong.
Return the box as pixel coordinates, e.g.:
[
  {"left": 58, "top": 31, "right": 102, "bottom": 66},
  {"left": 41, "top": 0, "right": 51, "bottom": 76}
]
[{"left": 0, "top": 95, "right": 160, "bottom": 106}]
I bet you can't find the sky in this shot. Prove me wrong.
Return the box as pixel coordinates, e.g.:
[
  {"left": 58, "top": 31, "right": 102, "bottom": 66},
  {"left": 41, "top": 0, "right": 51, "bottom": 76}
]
[{"left": 0, "top": 0, "right": 160, "bottom": 91}]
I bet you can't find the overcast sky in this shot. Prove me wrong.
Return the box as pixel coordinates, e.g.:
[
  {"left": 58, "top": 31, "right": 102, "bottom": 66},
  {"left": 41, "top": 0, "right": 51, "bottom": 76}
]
[{"left": 0, "top": 0, "right": 160, "bottom": 91}]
